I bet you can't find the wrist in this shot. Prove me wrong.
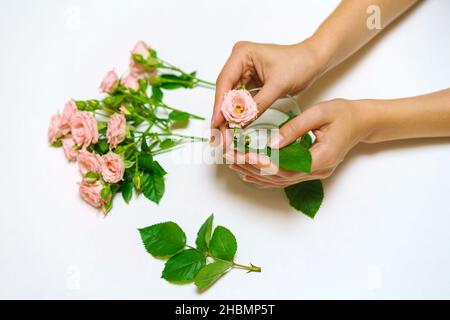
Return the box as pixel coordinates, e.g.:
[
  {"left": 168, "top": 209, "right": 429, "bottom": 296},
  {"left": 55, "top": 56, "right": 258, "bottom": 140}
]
[
  {"left": 301, "top": 34, "right": 339, "bottom": 77},
  {"left": 353, "top": 99, "right": 386, "bottom": 144},
  {"left": 292, "top": 36, "right": 336, "bottom": 80}
]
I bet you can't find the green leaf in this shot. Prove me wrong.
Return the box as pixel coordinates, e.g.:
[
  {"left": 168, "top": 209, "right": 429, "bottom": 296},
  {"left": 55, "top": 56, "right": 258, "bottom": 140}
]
[
  {"left": 138, "top": 154, "right": 167, "bottom": 176},
  {"left": 275, "top": 141, "right": 312, "bottom": 173},
  {"left": 284, "top": 180, "right": 324, "bottom": 218},
  {"left": 121, "top": 180, "right": 133, "bottom": 204},
  {"left": 142, "top": 172, "right": 165, "bottom": 204},
  {"left": 138, "top": 222, "right": 186, "bottom": 257},
  {"left": 94, "top": 139, "right": 109, "bottom": 155},
  {"left": 194, "top": 261, "right": 232, "bottom": 290},
  {"left": 162, "top": 249, "right": 206, "bottom": 282},
  {"left": 169, "top": 110, "right": 190, "bottom": 122},
  {"left": 195, "top": 214, "right": 214, "bottom": 253},
  {"left": 159, "top": 138, "right": 176, "bottom": 150},
  {"left": 141, "top": 136, "right": 149, "bottom": 152},
  {"left": 159, "top": 74, "right": 191, "bottom": 90},
  {"left": 209, "top": 226, "right": 237, "bottom": 261},
  {"left": 300, "top": 133, "right": 313, "bottom": 149},
  {"left": 151, "top": 86, "right": 164, "bottom": 102}
]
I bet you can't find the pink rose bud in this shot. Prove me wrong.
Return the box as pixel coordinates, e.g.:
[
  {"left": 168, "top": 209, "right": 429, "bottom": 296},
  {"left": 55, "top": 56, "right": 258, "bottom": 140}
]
[
  {"left": 99, "top": 69, "right": 119, "bottom": 94},
  {"left": 78, "top": 151, "right": 102, "bottom": 175},
  {"left": 220, "top": 89, "right": 258, "bottom": 128},
  {"left": 48, "top": 113, "right": 62, "bottom": 144},
  {"left": 101, "top": 153, "right": 125, "bottom": 184},
  {"left": 70, "top": 111, "right": 99, "bottom": 148},
  {"left": 59, "top": 100, "right": 77, "bottom": 135},
  {"left": 79, "top": 180, "right": 106, "bottom": 208},
  {"left": 62, "top": 138, "right": 78, "bottom": 162},
  {"left": 107, "top": 113, "right": 127, "bottom": 149},
  {"left": 131, "top": 40, "right": 150, "bottom": 59},
  {"left": 121, "top": 73, "right": 140, "bottom": 91},
  {"left": 129, "top": 40, "right": 156, "bottom": 76}
]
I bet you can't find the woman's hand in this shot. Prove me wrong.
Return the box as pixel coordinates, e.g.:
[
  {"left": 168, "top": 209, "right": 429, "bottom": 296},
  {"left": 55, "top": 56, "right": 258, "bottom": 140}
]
[
  {"left": 228, "top": 99, "right": 375, "bottom": 188},
  {"left": 211, "top": 40, "right": 329, "bottom": 143}
]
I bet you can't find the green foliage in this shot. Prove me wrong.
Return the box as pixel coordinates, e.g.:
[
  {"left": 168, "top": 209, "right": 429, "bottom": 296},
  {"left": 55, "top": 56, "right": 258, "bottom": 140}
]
[
  {"left": 139, "top": 222, "right": 186, "bottom": 257},
  {"left": 142, "top": 172, "right": 165, "bottom": 205},
  {"left": 275, "top": 141, "right": 312, "bottom": 173},
  {"left": 139, "top": 216, "right": 260, "bottom": 291},
  {"left": 195, "top": 214, "right": 214, "bottom": 253},
  {"left": 194, "top": 261, "right": 232, "bottom": 290},
  {"left": 162, "top": 249, "right": 206, "bottom": 282},
  {"left": 284, "top": 180, "right": 324, "bottom": 218},
  {"left": 209, "top": 226, "right": 237, "bottom": 261},
  {"left": 169, "top": 110, "right": 190, "bottom": 122}
]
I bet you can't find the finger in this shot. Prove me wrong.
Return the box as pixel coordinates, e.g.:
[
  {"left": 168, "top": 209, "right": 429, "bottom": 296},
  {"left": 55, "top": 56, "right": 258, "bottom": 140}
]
[
  {"left": 270, "top": 106, "right": 329, "bottom": 149},
  {"left": 251, "top": 81, "right": 282, "bottom": 120},
  {"left": 212, "top": 53, "right": 244, "bottom": 129},
  {"left": 309, "top": 143, "right": 335, "bottom": 173},
  {"left": 230, "top": 164, "right": 284, "bottom": 183},
  {"left": 243, "top": 175, "right": 285, "bottom": 188}
]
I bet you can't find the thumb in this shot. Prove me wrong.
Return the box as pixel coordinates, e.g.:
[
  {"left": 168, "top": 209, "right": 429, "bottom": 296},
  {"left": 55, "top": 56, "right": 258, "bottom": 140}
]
[
  {"left": 252, "top": 82, "right": 283, "bottom": 118},
  {"left": 271, "top": 107, "right": 328, "bottom": 149}
]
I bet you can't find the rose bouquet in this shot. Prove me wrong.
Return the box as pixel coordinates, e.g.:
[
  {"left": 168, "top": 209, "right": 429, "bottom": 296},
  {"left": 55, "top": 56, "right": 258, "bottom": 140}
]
[
  {"left": 220, "top": 88, "right": 324, "bottom": 218},
  {"left": 48, "top": 41, "right": 212, "bottom": 214}
]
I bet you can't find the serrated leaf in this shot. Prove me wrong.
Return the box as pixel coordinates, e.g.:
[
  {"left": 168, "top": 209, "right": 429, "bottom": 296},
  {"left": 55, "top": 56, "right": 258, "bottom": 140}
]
[
  {"left": 162, "top": 249, "right": 206, "bottom": 282},
  {"left": 209, "top": 226, "right": 237, "bottom": 261},
  {"left": 138, "top": 154, "right": 167, "bottom": 176},
  {"left": 194, "top": 261, "right": 232, "bottom": 290},
  {"left": 195, "top": 215, "right": 214, "bottom": 253},
  {"left": 138, "top": 222, "right": 186, "bottom": 257},
  {"left": 142, "top": 172, "right": 165, "bottom": 204},
  {"left": 275, "top": 141, "right": 312, "bottom": 173},
  {"left": 121, "top": 180, "right": 133, "bottom": 203},
  {"left": 284, "top": 180, "right": 324, "bottom": 218}
]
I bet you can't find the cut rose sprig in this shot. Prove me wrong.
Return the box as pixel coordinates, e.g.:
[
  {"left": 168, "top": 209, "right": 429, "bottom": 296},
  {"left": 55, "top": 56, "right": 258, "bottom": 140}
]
[{"left": 48, "top": 40, "right": 211, "bottom": 214}]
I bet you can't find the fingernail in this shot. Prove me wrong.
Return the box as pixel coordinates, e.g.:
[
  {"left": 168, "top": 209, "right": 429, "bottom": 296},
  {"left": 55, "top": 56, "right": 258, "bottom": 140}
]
[
  {"left": 269, "top": 135, "right": 283, "bottom": 149},
  {"left": 209, "top": 135, "right": 216, "bottom": 145}
]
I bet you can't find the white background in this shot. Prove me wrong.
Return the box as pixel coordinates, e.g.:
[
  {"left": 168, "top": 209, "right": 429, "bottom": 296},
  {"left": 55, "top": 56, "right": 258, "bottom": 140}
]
[{"left": 0, "top": 0, "right": 449, "bottom": 299}]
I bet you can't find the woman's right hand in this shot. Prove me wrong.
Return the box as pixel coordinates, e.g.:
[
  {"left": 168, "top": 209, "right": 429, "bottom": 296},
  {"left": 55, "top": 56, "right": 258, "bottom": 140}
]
[{"left": 210, "top": 39, "right": 329, "bottom": 144}]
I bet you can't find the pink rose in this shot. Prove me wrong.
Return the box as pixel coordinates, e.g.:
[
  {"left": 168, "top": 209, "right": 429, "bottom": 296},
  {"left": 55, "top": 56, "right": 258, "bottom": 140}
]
[
  {"left": 107, "top": 113, "right": 127, "bottom": 149},
  {"left": 220, "top": 89, "right": 258, "bottom": 128},
  {"left": 79, "top": 180, "right": 106, "bottom": 208},
  {"left": 71, "top": 111, "right": 98, "bottom": 148},
  {"left": 78, "top": 151, "right": 102, "bottom": 175},
  {"left": 121, "top": 73, "right": 140, "bottom": 91},
  {"left": 99, "top": 69, "right": 119, "bottom": 94},
  {"left": 48, "top": 114, "right": 62, "bottom": 143},
  {"left": 59, "top": 100, "right": 77, "bottom": 135},
  {"left": 101, "top": 153, "right": 125, "bottom": 183},
  {"left": 62, "top": 138, "right": 78, "bottom": 161}
]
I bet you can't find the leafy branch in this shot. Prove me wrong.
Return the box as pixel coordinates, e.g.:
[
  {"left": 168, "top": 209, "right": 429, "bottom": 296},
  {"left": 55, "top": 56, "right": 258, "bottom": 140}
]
[{"left": 139, "top": 215, "right": 261, "bottom": 291}]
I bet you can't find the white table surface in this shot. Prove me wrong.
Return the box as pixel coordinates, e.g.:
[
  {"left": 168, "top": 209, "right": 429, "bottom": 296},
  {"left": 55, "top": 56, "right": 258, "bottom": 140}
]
[{"left": 0, "top": 0, "right": 449, "bottom": 300}]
